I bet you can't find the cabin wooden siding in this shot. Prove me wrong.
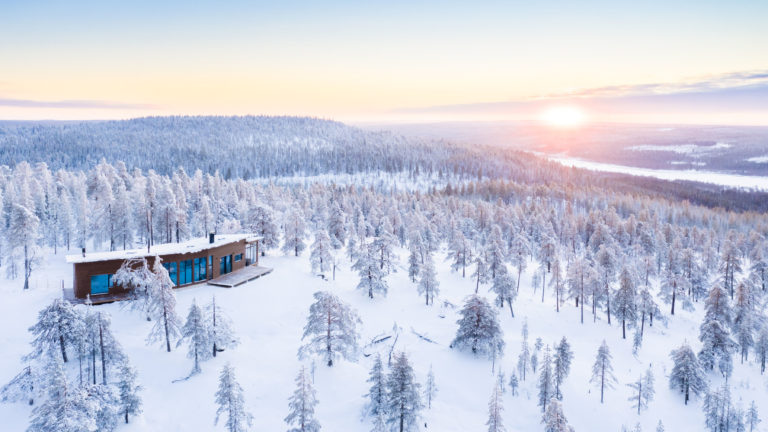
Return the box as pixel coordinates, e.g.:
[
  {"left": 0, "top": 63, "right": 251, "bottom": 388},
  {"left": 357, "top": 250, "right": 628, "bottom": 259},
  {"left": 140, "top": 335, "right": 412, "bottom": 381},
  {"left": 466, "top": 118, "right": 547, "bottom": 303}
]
[{"left": 73, "top": 239, "right": 257, "bottom": 299}]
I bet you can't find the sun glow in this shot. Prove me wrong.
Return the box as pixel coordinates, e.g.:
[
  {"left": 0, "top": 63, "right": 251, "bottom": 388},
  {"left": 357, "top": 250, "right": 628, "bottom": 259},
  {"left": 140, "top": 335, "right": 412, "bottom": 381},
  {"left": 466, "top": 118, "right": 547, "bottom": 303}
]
[{"left": 540, "top": 106, "right": 588, "bottom": 128}]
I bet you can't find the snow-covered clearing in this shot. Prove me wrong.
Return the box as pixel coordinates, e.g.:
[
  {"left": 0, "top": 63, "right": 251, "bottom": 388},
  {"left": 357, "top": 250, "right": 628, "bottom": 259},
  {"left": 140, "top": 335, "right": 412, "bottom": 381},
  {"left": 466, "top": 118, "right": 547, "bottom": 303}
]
[{"left": 1, "top": 246, "right": 765, "bottom": 431}]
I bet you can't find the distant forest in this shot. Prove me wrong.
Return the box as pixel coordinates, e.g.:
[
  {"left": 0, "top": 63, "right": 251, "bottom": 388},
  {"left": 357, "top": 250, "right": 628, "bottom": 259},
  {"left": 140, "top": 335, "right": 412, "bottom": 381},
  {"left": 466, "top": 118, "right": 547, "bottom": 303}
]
[{"left": 0, "top": 116, "right": 766, "bottom": 212}]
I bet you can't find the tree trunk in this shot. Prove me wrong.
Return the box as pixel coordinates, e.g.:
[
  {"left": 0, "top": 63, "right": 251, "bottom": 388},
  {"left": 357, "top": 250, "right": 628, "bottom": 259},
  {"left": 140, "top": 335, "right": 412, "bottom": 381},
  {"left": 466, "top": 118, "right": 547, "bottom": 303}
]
[
  {"left": 164, "top": 307, "right": 171, "bottom": 352},
  {"left": 99, "top": 314, "right": 107, "bottom": 384}
]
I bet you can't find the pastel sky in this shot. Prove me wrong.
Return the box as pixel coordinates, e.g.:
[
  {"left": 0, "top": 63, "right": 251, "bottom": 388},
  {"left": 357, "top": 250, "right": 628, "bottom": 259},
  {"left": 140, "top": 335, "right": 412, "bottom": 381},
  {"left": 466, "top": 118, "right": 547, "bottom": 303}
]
[{"left": 2, "top": 0, "right": 767, "bottom": 124}]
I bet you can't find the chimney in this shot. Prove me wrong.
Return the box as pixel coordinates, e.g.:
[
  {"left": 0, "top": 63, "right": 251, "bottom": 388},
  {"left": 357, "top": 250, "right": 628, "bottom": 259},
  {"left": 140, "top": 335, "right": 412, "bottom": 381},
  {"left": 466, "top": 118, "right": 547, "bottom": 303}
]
[
  {"left": 209, "top": 233, "right": 215, "bottom": 244},
  {"left": 82, "top": 247, "right": 86, "bottom": 257}
]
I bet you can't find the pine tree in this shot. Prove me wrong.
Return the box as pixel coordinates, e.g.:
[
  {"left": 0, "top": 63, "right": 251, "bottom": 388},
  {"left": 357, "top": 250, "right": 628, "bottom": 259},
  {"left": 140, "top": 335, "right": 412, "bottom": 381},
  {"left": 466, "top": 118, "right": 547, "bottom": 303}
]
[
  {"left": 146, "top": 258, "right": 182, "bottom": 352},
  {"left": 518, "top": 322, "right": 530, "bottom": 381},
  {"left": 614, "top": 266, "right": 637, "bottom": 339},
  {"left": 448, "top": 229, "right": 472, "bottom": 278},
  {"left": 85, "top": 383, "right": 119, "bottom": 432},
  {"left": 26, "top": 298, "right": 82, "bottom": 363},
  {"left": 364, "top": 354, "right": 387, "bottom": 422},
  {"left": 746, "top": 401, "right": 760, "bottom": 432},
  {"left": 424, "top": 364, "right": 437, "bottom": 410},
  {"left": 283, "top": 207, "right": 307, "bottom": 257},
  {"left": 327, "top": 202, "right": 346, "bottom": 249},
  {"left": 537, "top": 345, "right": 554, "bottom": 412},
  {"left": 627, "top": 366, "right": 655, "bottom": 414},
  {"left": 669, "top": 343, "right": 707, "bottom": 405},
  {"left": 550, "top": 258, "right": 565, "bottom": 312},
  {"left": 417, "top": 253, "right": 440, "bottom": 306},
  {"left": 310, "top": 230, "right": 333, "bottom": 275},
  {"left": 656, "top": 420, "right": 665, "bottom": 432},
  {"left": 215, "top": 363, "right": 253, "bottom": 432},
  {"left": 756, "top": 326, "right": 768, "bottom": 374},
  {"left": 543, "top": 399, "right": 574, "bottom": 432},
  {"left": 590, "top": 340, "right": 616, "bottom": 404},
  {"left": 207, "top": 295, "right": 239, "bottom": 358},
  {"left": 567, "top": 255, "right": 597, "bottom": 324},
  {"left": 385, "top": 353, "right": 422, "bottom": 432},
  {"left": 509, "top": 373, "right": 519, "bottom": 396},
  {"left": 698, "top": 282, "right": 736, "bottom": 377},
  {"left": 472, "top": 254, "right": 490, "bottom": 294},
  {"left": 247, "top": 204, "right": 280, "bottom": 255},
  {"left": 178, "top": 300, "right": 213, "bottom": 374},
  {"left": 285, "top": 366, "right": 321, "bottom": 432},
  {"left": 509, "top": 234, "right": 530, "bottom": 293},
  {"left": 732, "top": 282, "right": 756, "bottom": 363},
  {"left": 7, "top": 202, "right": 41, "bottom": 290},
  {"left": 451, "top": 295, "right": 504, "bottom": 358},
  {"left": 28, "top": 356, "right": 95, "bottom": 432},
  {"left": 553, "top": 337, "right": 573, "bottom": 401},
  {"left": 486, "top": 383, "right": 506, "bottom": 432},
  {"left": 116, "top": 363, "right": 142, "bottom": 424},
  {"left": 531, "top": 338, "right": 543, "bottom": 374},
  {"left": 353, "top": 243, "right": 388, "bottom": 299},
  {"left": 490, "top": 265, "right": 516, "bottom": 317},
  {"left": 299, "top": 291, "right": 361, "bottom": 366}
]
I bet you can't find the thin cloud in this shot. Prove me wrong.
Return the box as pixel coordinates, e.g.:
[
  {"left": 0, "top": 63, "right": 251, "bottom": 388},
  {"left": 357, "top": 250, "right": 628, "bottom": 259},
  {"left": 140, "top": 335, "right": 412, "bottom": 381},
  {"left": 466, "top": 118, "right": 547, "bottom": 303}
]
[{"left": 0, "top": 98, "right": 155, "bottom": 110}]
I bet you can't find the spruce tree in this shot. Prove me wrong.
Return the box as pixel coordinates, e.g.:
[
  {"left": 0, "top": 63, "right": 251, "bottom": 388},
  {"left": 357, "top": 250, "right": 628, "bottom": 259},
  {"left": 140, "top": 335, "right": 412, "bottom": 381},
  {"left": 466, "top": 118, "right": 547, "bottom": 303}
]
[
  {"left": 285, "top": 366, "right": 321, "bottom": 432},
  {"left": 116, "top": 363, "right": 142, "bottom": 424},
  {"left": 698, "top": 282, "right": 736, "bottom": 377},
  {"left": 146, "top": 258, "right": 182, "bottom": 352},
  {"left": 486, "top": 383, "right": 506, "bottom": 432},
  {"left": 424, "top": 364, "right": 437, "bottom": 410},
  {"left": 537, "top": 345, "right": 554, "bottom": 412},
  {"left": 590, "top": 340, "right": 616, "bottom": 404},
  {"left": 626, "top": 366, "right": 655, "bottom": 414},
  {"left": 26, "top": 298, "right": 82, "bottom": 364},
  {"left": 364, "top": 354, "right": 387, "bottom": 422},
  {"left": 385, "top": 353, "right": 422, "bottom": 432},
  {"left": 417, "top": 254, "right": 439, "bottom": 306},
  {"left": 553, "top": 337, "right": 573, "bottom": 401},
  {"left": 206, "top": 295, "right": 239, "bottom": 358},
  {"left": 178, "top": 299, "right": 213, "bottom": 374},
  {"left": 451, "top": 295, "right": 504, "bottom": 358},
  {"left": 215, "top": 363, "right": 253, "bottom": 432},
  {"left": 669, "top": 343, "right": 707, "bottom": 405}
]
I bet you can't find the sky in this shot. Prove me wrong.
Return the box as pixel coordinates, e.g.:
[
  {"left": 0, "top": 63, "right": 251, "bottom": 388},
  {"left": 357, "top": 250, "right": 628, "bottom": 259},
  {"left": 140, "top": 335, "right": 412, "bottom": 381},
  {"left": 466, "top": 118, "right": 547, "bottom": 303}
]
[{"left": 1, "top": 0, "right": 767, "bottom": 124}]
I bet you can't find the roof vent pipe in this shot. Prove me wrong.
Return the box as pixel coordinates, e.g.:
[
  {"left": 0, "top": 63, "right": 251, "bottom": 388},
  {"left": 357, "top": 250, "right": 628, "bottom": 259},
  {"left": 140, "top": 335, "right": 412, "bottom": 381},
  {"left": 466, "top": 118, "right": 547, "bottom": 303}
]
[
  {"left": 82, "top": 247, "right": 86, "bottom": 257},
  {"left": 210, "top": 233, "right": 215, "bottom": 244}
]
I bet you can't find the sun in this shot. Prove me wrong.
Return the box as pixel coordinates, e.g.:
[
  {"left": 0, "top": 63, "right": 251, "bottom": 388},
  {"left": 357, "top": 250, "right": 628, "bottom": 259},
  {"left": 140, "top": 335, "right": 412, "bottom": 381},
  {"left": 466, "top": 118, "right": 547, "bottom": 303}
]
[{"left": 540, "top": 106, "right": 588, "bottom": 128}]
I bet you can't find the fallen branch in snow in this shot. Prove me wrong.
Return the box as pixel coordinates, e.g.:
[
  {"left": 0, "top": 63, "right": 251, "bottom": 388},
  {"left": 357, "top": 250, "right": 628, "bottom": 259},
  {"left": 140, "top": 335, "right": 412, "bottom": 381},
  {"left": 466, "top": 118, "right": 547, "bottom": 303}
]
[
  {"left": 171, "top": 369, "right": 200, "bottom": 383},
  {"left": 410, "top": 328, "right": 439, "bottom": 344}
]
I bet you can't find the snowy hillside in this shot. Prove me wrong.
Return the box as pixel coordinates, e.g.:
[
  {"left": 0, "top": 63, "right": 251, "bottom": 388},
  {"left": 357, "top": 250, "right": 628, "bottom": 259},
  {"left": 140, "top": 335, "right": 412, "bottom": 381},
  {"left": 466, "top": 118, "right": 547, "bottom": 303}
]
[{"left": 0, "top": 243, "right": 765, "bottom": 432}]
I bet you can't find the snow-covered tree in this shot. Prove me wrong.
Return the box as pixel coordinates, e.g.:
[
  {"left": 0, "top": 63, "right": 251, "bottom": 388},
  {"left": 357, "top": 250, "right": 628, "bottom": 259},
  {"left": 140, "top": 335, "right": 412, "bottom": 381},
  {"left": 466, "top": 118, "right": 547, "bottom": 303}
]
[
  {"left": 509, "top": 372, "right": 519, "bottom": 396},
  {"left": 471, "top": 254, "right": 490, "bottom": 294},
  {"left": 732, "top": 282, "right": 757, "bottom": 363},
  {"left": 28, "top": 356, "right": 95, "bottom": 432},
  {"left": 327, "top": 202, "right": 346, "bottom": 249},
  {"left": 285, "top": 366, "right": 321, "bottom": 432},
  {"left": 424, "top": 364, "right": 437, "bottom": 410},
  {"left": 0, "top": 365, "right": 37, "bottom": 406},
  {"left": 283, "top": 206, "right": 307, "bottom": 257},
  {"left": 567, "top": 254, "right": 597, "bottom": 324},
  {"left": 417, "top": 253, "right": 439, "bottom": 306},
  {"left": 509, "top": 234, "right": 530, "bottom": 293},
  {"left": 543, "top": 398, "right": 575, "bottom": 432},
  {"left": 85, "top": 383, "right": 119, "bottom": 432},
  {"left": 385, "top": 352, "right": 422, "bottom": 432},
  {"left": 215, "top": 363, "right": 253, "bottom": 432},
  {"left": 746, "top": 401, "right": 760, "bottom": 432},
  {"left": 517, "top": 322, "right": 530, "bottom": 381},
  {"left": 7, "top": 202, "right": 41, "bottom": 290},
  {"left": 299, "top": 291, "right": 361, "bottom": 366},
  {"left": 448, "top": 229, "right": 472, "bottom": 278},
  {"left": 247, "top": 203, "right": 280, "bottom": 255},
  {"left": 113, "top": 257, "right": 155, "bottom": 320},
  {"left": 698, "top": 282, "right": 736, "bottom": 377},
  {"left": 451, "top": 295, "right": 504, "bottom": 358},
  {"left": 206, "top": 295, "right": 239, "bottom": 358},
  {"left": 486, "top": 383, "right": 506, "bottom": 432},
  {"left": 669, "top": 343, "right": 707, "bottom": 405},
  {"left": 146, "top": 258, "right": 182, "bottom": 352},
  {"left": 364, "top": 354, "right": 387, "bottom": 423},
  {"left": 353, "top": 243, "right": 388, "bottom": 299},
  {"left": 703, "top": 384, "right": 744, "bottom": 432},
  {"left": 627, "top": 366, "right": 655, "bottom": 414},
  {"left": 116, "top": 363, "right": 142, "bottom": 424},
  {"left": 26, "top": 299, "right": 82, "bottom": 363},
  {"left": 310, "top": 230, "right": 333, "bottom": 275},
  {"left": 178, "top": 300, "right": 213, "bottom": 374},
  {"left": 756, "top": 326, "right": 768, "bottom": 374},
  {"left": 537, "top": 345, "right": 554, "bottom": 412},
  {"left": 553, "top": 337, "right": 573, "bottom": 401},
  {"left": 590, "top": 340, "right": 616, "bottom": 404},
  {"left": 614, "top": 266, "right": 637, "bottom": 339},
  {"left": 490, "top": 265, "right": 516, "bottom": 317}
]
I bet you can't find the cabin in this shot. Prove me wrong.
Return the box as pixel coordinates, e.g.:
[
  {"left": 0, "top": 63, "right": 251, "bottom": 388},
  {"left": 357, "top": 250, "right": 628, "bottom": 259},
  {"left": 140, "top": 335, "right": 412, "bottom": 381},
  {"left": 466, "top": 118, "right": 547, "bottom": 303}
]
[{"left": 65, "top": 233, "right": 268, "bottom": 304}]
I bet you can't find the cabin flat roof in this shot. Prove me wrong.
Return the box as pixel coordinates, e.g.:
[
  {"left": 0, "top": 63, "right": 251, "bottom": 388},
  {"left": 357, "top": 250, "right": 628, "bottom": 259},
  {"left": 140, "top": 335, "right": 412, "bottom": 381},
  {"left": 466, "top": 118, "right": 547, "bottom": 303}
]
[{"left": 66, "top": 234, "right": 262, "bottom": 264}]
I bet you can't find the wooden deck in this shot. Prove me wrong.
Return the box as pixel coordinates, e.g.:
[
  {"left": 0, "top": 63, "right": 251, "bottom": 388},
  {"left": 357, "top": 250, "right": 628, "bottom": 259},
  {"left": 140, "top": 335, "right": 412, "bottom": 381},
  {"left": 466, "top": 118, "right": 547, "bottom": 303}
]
[{"left": 207, "top": 265, "right": 273, "bottom": 288}]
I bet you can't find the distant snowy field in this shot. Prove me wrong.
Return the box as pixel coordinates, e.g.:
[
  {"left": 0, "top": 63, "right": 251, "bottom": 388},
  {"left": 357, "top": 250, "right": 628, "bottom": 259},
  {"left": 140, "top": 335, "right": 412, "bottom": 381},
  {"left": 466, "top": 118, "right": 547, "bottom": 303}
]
[
  {"left": 546, "top": 155, "right": 768, "bottom": 191},
  {"left": 1, "top": 246, "right": 766, "bottom": 431}
]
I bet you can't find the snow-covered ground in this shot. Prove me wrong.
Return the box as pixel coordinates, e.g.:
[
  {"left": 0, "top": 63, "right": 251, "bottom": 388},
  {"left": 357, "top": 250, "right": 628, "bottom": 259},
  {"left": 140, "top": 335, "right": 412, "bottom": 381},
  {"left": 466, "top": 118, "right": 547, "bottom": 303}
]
[
  {"left": 546, "top": 155, "right": 768, "bottom": 191},
  {"left": 1, "top": 246, "right": 766, "bottom": 431}
]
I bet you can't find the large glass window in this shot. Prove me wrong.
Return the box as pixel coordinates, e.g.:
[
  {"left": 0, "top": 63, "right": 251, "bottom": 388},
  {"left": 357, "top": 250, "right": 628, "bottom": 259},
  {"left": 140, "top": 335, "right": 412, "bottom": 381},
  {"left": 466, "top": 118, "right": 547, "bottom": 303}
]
[
  {"left": 234, "top": 254, "right": 242, "bottom": 262},
  {"left": 90, "top": 274, "right": 112, "bottom": 295},
  {"left": 194, "top": 257, "right": 207, "bottom": 281},
  {"left": 162, "top": 262, "right": 178, "bottom": 286},
  {"left": 219, "top": 255, "right": 232, "bottom": 275},
  {"left": 179, "top": 259, "right": 193, "bottom": 285}
]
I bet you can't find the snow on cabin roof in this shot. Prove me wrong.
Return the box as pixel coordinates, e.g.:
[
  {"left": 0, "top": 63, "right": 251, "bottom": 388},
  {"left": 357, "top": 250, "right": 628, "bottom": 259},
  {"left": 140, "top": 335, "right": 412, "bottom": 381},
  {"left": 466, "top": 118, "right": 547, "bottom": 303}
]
[{"left": 66, "top": 234, "right": 262, "bottom": 264}]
